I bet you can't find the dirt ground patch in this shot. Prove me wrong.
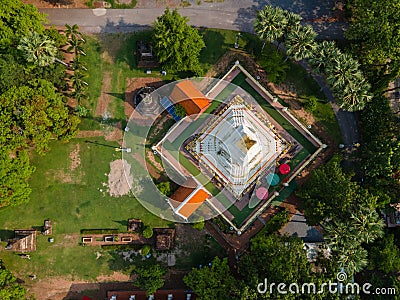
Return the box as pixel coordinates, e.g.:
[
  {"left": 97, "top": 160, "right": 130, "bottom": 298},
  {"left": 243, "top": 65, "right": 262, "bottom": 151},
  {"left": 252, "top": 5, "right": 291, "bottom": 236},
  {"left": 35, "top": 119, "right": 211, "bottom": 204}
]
[
  {"left": 69, "top": 143, "right": 81, "bottom": 171},
  {"left": 146, "top": 150, "right": 163, "bottom": 171},
  {"left": 105, "top": 121, "right": 123, "bottom": 142},
  {"left": 108, "top": 159, "right": 133, "bottom": 197},
  {"left": 125, "top": 77, "right": 164, "bottom": 117},
  {"left": 76, "top": 124, "right": 122, "bottom": 142},
  {"left": 46, "top": 168, "right": 84, "bottom": 184},
  {"left": 96, "top": 271, "right": 130, "bottom": 282},
  {"left": 22, "top": 0, "right": 87, "bottom": 8},
  {"left": 27, "top": 270, "right": 129, "bottom": 300},
  {"left": 135, "top": 0, "right": 182, "bottom": 8},
  {"left": 76, "top": 130, "right": 104, "bottom": 138}
]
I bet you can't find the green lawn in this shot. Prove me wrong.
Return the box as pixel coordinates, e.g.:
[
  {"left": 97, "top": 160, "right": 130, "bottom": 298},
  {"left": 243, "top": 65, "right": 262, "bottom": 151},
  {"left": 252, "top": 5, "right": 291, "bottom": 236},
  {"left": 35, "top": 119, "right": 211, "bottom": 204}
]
[
  {"left": 0, "top": 137, "right": 171, "bottom": 280},
  {"left": 0, "top": 236, "right": 113, "bottom": 281},
  {"left": 199, "top": 29, "right": 251, "bottom": 73},
  {"left": 313, "top": 101, "right": 343, "bottom": 144},
  {"left": 81, "top": 29, "right": 244, "bottom": 122},
  {"left": 0, "top": 137, "right": 169, "bottom": 234},
  {"left": 285, "top": 63, "right": 325, "bottom": 99}
]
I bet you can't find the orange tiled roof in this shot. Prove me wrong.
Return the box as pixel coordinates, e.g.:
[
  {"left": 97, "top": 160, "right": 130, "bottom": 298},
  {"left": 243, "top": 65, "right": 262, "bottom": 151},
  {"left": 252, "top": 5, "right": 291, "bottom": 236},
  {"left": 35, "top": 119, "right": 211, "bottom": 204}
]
[
  {"left": 170, "top": 186, "right": 195, "bottom": 209},
  {"left": 170, "top": 80, "right": 210, "bottom": 115},
  {"left": 177, "top": 188, "right": 209, "bottom": 219}
]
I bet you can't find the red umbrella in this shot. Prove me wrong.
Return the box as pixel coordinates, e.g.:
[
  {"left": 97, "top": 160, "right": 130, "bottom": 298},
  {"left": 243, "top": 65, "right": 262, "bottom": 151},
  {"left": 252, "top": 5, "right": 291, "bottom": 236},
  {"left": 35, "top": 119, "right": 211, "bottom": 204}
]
[
  {"left": 82, "top": 296, "right": 92, "bottom": 300},
  {"left": 279, "top": 163, "right": 290, "bottom": 175}
]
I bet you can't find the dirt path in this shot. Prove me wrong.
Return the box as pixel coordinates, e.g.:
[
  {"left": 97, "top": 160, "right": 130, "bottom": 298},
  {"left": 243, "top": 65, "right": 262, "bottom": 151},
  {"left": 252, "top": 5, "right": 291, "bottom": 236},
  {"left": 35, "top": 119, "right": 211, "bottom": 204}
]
[
  {"left": 95, "top": 71, "right": 112, "bottom": 117},
  {"left": 28, "top": 272, "right": 130, "bottom": 300}
]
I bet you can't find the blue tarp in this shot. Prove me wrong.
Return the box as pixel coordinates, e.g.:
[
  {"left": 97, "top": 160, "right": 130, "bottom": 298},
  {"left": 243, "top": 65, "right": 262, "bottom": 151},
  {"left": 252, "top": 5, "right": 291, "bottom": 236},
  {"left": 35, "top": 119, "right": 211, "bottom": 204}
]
[{"left": 160, "top": 96, "right": 182, "bottom": 122}]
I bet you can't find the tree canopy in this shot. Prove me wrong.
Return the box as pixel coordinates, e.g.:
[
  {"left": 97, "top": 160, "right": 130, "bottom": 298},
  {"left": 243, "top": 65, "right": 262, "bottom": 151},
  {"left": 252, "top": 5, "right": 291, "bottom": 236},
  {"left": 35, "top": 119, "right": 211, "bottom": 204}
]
[
  {"left": 254, "top": 6, "right": 287, "bottom": 46},
  {"left": 0, "top": 259, "right": 28, "bottom": 300},
  {"left": 184, "top": 257, "right": 237, "bottom": 300},
  {"left": 238, "top": 234, "right": 341, "bottom": 299},
  {"left": 297, "top": 155, "right": 359, "bottom": 225},
  {"left": 17, "top": 31, "right": 58, "bottom": 67},
  {"left": 368, "top": 234, "right": 400, "bottom": 274},
  {"left": 153, "top": 8, "right": 205, "bottom": 75},
  {"left": 346, "top": 0, "right": 400, "bottom": 88},
  {"left": 0, "top": 0, "right": 45, "bottom": 50},
  {"left": 133, "top": 264, "right": 166, "bottom": 296},
  {"left": 254, "top": 5, "right": 371, "bottom": 111},
  {"left": 0, "top": 151, "right": 34, "bottom": 208},
  {"left": 0, "top": 0, "right": 80, "bottom": 208}
]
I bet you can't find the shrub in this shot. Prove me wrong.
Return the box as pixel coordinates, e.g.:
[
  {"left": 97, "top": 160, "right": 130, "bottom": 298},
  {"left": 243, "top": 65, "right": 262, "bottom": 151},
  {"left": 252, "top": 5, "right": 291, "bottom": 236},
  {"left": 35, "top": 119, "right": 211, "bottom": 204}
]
[
  {"left": 141, "top": 245, "right": 151, "bottom": 256},
  {"left": 142, "top": 226, "right": 153, "bottom": 238},
  {"left": 192, "top": 216, "right": 205, "bottom": 230},
  {"left": 102, "top": 244, "right": 142, "bottom": 251},
  {"left": 261, "top": 209, "right": 289, "bottom": 235},
  {"left": 156, "top": 181, "right": 172, "bottom": 197},
  {"left": 74, "top": 105, "right": 89, "bottom": 117},
  {"left": 304, "top": 96, "right": 318, "bottom": 112},
  {"left": 81, "top": 229, "right": 118, "bottom": 234},
  {"left": 174, "top": 104, "right": 186, "bottom": 118}
]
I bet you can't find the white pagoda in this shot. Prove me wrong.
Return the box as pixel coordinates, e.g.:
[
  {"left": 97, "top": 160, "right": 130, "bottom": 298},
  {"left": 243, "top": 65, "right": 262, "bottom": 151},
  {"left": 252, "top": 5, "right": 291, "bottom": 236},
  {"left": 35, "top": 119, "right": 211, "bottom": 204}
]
[{"left": 193, "top": 95, "right": 284, "bottom": 198}]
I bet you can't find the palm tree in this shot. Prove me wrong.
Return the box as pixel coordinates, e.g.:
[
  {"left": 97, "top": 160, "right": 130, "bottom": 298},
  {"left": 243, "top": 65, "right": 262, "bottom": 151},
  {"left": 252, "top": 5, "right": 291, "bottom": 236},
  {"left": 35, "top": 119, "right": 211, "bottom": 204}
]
[
  {"left": 17, "top": 31, "right": 58, "bottom": 67},
  {"left": 323, "top": 220, "right": 358, "bottom": 252},
  {"left": 65, "top": 24, "right": 85, "bottom": 43},
  {"left": 337, "top": 245, "right": 368, "bottom": 275},
  {"left": 285, "top": 24, "right": 317, "bottom": 61},
  {"left": 70, "top": 70, "right": 88, "bottom": 95},
  {"left": 309, "top": 41, "right": 341, "bottom": 73},
  {"left": 335, "top": 75, "right": 372, "bottom": 111},
  {"left": 326, "top": 53, "right": 360, "bottom": 90},
  {"left": 66, "top": 35, "right": 86, "bottom": 57},
  {"left": 282, "top": 10, "right": 302, "bottom": 39},
  {"left": 254, "top": 6, "right": 288, "bottom": 51},
  {"left": 351, "top": 207, "right": 384, "bottom": 244},
  {"left": 324, "top": 219, "right": 369, "bottom": 275},
  {"left": 71, "top": 56, "right": 87, "bottom": 72}
]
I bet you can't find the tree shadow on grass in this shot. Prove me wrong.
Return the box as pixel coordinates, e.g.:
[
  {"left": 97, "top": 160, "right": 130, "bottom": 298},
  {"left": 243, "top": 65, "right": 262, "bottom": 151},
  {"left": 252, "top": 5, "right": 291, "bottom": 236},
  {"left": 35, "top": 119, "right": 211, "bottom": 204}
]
[
  {"left": 63, "top": 282, "right": 135, "bottom": 300},
  {"left": 113, "top": 219, "right": 128, "bottom": 227},
  {"left": 107, "top": 92, "right": 126, "bottom": 101},
  {"left": 199, "top": 30, "right": 226, "bottom": 66},
  {"left": 98, "top": 18, "right": 153, "bottom": 69},
  {"left": 0, "top": 229, "right": 14, "bottom": 241}
]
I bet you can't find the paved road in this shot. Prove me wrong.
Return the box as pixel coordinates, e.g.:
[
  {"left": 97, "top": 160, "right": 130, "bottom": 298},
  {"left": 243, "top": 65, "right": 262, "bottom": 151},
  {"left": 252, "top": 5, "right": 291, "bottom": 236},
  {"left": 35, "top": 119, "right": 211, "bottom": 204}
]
[{"left": 40, "top": 8, "right": 346, "bottom": 40}]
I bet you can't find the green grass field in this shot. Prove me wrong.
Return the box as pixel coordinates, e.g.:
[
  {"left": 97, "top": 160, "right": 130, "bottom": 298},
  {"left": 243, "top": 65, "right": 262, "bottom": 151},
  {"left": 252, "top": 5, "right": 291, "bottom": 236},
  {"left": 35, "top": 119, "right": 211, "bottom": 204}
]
[
  {"left": 0, "top": 137, "right": 171, "bottom": 280},
  {"left": 0, "top": 137, "right": 169, "bottom": 234}
]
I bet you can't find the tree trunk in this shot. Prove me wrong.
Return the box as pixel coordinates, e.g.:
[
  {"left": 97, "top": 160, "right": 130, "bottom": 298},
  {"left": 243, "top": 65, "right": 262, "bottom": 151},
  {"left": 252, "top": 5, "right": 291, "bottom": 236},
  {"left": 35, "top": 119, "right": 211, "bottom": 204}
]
[{"left": 54, "top": 57, "right": 68, "bottom": 67}]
